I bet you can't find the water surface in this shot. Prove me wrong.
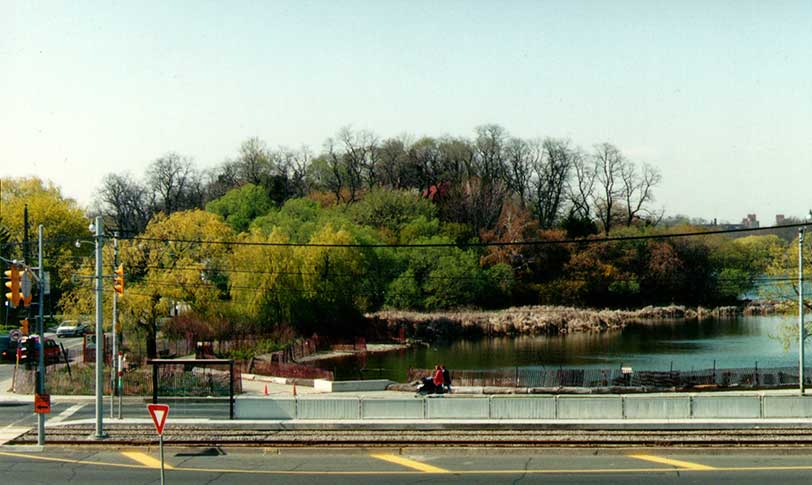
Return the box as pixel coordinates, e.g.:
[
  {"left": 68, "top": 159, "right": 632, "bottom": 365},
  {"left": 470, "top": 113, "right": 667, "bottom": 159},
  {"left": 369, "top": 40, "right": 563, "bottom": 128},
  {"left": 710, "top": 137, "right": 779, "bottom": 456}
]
[{"left": 323, "top": 315, "right": 809, "bottom": 381}]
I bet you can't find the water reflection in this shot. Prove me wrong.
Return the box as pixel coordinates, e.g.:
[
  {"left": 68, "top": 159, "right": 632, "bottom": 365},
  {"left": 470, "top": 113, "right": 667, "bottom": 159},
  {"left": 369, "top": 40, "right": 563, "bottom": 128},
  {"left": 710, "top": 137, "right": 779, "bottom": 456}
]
[{"left": 323, "top": 315, "right": 805, "bottom": 381}]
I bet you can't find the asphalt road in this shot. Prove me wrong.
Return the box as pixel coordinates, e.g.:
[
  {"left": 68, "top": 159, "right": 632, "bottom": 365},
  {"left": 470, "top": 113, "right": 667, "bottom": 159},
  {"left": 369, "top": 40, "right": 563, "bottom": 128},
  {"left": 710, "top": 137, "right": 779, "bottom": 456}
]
[{"left": 2, "top": 447, "right": 812, "bottom": 484}]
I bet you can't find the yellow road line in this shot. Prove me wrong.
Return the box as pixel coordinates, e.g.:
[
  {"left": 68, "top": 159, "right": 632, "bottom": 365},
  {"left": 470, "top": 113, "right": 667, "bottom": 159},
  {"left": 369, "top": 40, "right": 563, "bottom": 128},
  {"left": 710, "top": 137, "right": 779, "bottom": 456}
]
[
  {"left": 121, "top": 451, "right": 173, "bottom": 469},
  {"left": 370, "top": 453, "right": 450, "bottom": 473},
  {"left": 10, "top": 450, "right": 812, "bottom": 476},
  {"left": 628, "top": 454, "right": 715, "bottom": 471}
]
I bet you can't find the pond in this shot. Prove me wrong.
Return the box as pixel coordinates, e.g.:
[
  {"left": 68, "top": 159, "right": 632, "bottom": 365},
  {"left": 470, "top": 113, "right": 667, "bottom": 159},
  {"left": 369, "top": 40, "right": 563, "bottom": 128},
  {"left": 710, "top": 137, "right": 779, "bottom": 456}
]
[{"left": 320, "top": 315, "right": 810, "bottom": 382}]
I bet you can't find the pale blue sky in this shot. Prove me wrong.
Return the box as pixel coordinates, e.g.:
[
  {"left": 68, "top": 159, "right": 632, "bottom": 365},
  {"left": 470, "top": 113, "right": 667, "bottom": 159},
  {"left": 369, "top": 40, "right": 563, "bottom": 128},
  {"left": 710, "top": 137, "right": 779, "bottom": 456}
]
[{"left": 2, "top": 1, "right": 811, "bottom": 223}]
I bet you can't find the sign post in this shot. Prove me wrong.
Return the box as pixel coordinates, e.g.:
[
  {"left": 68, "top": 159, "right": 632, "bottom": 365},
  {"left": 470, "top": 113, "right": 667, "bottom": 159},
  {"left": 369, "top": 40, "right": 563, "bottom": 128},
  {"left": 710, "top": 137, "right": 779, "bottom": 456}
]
[{"left": 147, "top": 403, "right": 169, "bottom": 485}]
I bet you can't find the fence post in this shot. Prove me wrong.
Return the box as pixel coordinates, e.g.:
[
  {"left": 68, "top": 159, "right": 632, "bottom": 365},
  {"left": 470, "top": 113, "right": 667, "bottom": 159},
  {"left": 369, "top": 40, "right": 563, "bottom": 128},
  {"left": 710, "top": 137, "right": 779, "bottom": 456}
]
[
  {"left": 229, "top": 360, "right": 234, "bottom": 420},
  {"left": 151, "top": 361, "right": 158, "bottom": 404}
]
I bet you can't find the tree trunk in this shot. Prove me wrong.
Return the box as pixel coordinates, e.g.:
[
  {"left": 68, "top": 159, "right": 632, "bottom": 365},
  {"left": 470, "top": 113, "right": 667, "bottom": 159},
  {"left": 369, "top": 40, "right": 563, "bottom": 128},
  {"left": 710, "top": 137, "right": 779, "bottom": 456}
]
[{"left": 146, "top": 324, "right": 158, "bottom": 359}]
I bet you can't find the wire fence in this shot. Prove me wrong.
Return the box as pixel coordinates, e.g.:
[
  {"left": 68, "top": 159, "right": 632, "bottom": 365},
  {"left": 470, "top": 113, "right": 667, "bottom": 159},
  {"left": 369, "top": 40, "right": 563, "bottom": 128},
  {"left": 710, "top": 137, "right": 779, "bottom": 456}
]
[{"left": 407, "top": 365, "right": 812, "bottom": 389}]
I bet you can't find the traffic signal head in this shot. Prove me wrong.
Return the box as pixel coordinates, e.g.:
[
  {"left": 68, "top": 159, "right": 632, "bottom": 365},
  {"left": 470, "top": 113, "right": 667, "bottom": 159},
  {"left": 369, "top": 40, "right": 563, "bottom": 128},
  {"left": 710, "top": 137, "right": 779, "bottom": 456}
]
[
  {"left": 113, "top": 264, "right": 125, "bottom": 295},
  {"left": 20, "top": 271, "right": 33, "bottom": 307},
  {"left": 4, "top": 265, "right": 21, "bottom": 308},
  {"left": 21, "top": 319, "right": 29, "bottom": 336}
]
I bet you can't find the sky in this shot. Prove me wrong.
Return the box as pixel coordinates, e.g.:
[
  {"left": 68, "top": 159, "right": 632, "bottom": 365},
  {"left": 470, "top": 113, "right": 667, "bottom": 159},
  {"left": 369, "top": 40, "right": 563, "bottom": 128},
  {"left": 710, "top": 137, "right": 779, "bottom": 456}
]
[{"left": 2, "top": 1, "right": 811, "bottom": 224}]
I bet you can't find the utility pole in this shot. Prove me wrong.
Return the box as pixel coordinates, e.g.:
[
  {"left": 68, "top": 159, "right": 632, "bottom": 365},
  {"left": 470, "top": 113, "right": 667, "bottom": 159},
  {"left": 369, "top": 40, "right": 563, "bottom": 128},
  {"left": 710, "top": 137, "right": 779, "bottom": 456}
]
[
  {"left": 110, "top": 234, "right": 118, "bottom": 418},
  {"left": 800, "top": 228, "right": 805, "bottom": 395},
  {"left": 37, "top": 225, "right": 45, "bottom": 446},
  {"left": 94, "top": 216, "right": 106, "bottom": 439}
]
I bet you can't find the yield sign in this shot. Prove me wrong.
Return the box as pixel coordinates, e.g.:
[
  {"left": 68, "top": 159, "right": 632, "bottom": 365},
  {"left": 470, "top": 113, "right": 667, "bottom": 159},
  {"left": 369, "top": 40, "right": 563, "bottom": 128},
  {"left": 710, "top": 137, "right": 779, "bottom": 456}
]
[{"left": 147, "top": 404, "right": 170, "bottom": 435}]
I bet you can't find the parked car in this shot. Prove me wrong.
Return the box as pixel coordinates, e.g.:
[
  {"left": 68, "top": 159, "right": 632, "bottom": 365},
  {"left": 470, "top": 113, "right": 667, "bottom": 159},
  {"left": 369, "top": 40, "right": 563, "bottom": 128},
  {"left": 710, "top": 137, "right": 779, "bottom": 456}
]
[
  {"left": 56, "top": 320, "right": 89, "bottom": 337},
  {"left": 0, "top": 335, "right": 13, "bottom": 362},
  {"left": 17, "top": 336, "right": 61, "bottom": 364}
]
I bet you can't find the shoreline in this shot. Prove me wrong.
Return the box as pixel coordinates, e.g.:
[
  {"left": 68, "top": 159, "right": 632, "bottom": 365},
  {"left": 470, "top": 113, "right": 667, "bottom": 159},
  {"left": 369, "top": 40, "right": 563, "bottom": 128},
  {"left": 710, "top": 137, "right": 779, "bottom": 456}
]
[{"left": 366, "top": 302, "right": 786, "bottom": 340}]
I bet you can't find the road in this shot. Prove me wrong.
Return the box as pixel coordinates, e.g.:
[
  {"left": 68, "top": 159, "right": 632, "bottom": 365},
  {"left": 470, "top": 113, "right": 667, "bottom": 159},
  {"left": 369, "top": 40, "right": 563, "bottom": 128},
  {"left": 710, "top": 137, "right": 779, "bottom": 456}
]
[{"left": 1, "top": 447, "right": 812, "bottom": 483}]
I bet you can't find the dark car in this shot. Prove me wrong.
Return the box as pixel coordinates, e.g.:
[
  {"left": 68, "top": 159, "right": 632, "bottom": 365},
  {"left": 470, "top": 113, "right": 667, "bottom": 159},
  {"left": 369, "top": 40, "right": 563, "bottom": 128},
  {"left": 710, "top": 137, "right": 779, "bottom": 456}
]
[
  {"left": 0, "top": 335, "right": 14, "bottom": 362},
  {"left": 17, "top": 336, "right": 61, "bottom": 365}
]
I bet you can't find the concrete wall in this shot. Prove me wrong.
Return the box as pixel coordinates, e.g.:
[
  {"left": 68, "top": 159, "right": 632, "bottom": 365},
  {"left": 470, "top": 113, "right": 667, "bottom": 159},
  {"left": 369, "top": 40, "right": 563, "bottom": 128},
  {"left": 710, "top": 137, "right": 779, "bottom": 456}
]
[
  {"left": 313, "top": 379, "right": 394, "bottom": 393},
  {"left": 490, "top": 397, "right": 555, "bottom": 419},
  {"left": 234, "top": 394, "right": 812, "bottom": 420}
]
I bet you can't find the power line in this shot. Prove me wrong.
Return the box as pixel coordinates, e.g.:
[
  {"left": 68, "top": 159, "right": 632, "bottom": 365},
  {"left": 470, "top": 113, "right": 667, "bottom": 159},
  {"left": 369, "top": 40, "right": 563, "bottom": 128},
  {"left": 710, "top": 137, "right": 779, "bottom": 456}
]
[{"left": 119, "top": 222, "right": 812, "bottom": 249}]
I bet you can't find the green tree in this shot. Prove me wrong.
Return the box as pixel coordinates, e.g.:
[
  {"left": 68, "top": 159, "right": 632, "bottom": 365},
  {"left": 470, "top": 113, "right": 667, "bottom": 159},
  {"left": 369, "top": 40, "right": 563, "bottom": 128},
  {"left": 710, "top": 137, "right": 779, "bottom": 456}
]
[
  {"left": 0, "top": 177, "right": 90, "bottom": 315},
  {"left": 206, "top": 183, "right": 274, "bottom": 232}
]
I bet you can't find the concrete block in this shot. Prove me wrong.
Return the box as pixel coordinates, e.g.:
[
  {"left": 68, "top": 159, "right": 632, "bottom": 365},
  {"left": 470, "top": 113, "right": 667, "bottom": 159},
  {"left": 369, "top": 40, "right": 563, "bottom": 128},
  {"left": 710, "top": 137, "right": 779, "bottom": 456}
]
[
  {"left": 623, "top": 396, "right": 691, "bottom": 419},
  {"left": 763, "top": 396, "right": 812, "bottom": 418},
  {"left": 235, "top": 398, "right": 296, "bottom": 419},
  {"left": 297, "top": 398, "right": 361, "bottom": 419},
  {"left": 427, "top": 397, "right": 490, "bottom": 419},
  {"left": 557, "top": 396, "right": 623, "bottom": 419},
  {"left": 691, "top": 396, "right": 761, "bottom": 418},
  {"left": 490, "top": 397, "right": 556, "bottom": 419},
  {"left": 362, "top": 399, "right": 424, "bottom": 419},
  {"left": 314, "top": 379, "right": 394, "bottom": 392}
]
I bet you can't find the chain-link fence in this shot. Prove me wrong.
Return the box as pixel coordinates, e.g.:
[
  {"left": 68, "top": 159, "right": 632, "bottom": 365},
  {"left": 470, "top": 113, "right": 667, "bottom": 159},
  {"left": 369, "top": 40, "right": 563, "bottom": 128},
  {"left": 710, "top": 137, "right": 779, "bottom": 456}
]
[{"left": 408, "top": 365, "right": 812, "bottom": 390}]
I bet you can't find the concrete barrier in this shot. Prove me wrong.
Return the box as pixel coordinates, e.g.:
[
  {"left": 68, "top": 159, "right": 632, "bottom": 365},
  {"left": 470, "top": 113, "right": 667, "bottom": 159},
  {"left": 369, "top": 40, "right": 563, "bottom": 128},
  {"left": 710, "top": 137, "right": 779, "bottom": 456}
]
[
  {"left": 427, "top": 397, "right": 490, "bottom": 419},
  {"left": 692, "top": 395, "right": 761, "bottom": 418},
  {"left": 235, "top": 398, "right": 296, "bottom": 419},
  {"left": 362, "top": 399, "right": 424, "bottom": 419},
  {"left": 624, "top": 396, "right": 691, "bottom": 419},
  {"left": 763, "top": 396, "right": 812, "bottom": 418},
  {"left": 490, "top": 397, "right": 556, "bottom": 419},
  {"left": 557, "top": 396, "right": 623, "bottom": 419},
  {"left": 233, "top": 393, "right": 812, "bottom": 421},
  {"left": 313, "top": 379, "right": 394, "bottom": 393},
  {"left": 297, "top": 398, "right": 361, "bottom": 420}
]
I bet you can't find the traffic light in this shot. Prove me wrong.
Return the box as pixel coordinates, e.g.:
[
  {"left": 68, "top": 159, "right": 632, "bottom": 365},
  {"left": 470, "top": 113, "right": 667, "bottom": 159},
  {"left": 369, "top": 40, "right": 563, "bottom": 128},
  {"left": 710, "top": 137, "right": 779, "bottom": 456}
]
[
  {"left": 20, "top": 270, "right": 33, "bottom": 307},
  {"left": 20, "top": 319, "right": 29, "bottom": 336},
  {"left": 4, "top": 265, "right": 21, "bottom": 308},
  {"left": 113, "top": 264, "right": 125, "bottom": 295}
]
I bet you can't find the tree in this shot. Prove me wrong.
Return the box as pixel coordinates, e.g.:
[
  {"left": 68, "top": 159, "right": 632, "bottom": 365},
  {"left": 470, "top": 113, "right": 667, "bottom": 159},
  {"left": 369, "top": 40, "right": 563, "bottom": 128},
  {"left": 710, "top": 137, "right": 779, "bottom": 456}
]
[
  {"left": 147, "top": 153, "right": 203, "bottom": 214},
  {"left": 591, "top": 143, "right": 625, "bottom": 235},
  {"left": 533, "top": 138, "right": 577, "bottom": 229},
  {"left": 620, "top": 161, "right": 662, "bottom": 226},
  {"left": 348, "top": 188, "right": 437, "bottom": 235},
  {"left": 1, "top": 177, "right": 91, "bottom": 311},
  {"left": 60, "top": 210, "right": 236, "bottom": 359},
  {"left": 94, "top": 173, "right": 152, "bottom": 234},
  {"left": 205, "top": 184, "right": 274, "bottom": 233}
]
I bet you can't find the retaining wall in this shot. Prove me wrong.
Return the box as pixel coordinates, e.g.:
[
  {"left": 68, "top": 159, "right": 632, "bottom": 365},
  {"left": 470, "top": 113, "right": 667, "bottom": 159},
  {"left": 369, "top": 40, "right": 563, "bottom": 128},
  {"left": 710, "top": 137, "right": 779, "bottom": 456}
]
[{"left": 235, "top": 394, "right": 812, "bottom": 420}]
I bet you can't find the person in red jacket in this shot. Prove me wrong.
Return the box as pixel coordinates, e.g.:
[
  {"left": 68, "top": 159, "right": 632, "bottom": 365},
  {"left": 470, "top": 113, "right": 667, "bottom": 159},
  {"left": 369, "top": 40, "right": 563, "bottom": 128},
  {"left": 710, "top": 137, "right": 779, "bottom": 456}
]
[{"left": 432, "top": 364, "right": 444, "bottom": 392}]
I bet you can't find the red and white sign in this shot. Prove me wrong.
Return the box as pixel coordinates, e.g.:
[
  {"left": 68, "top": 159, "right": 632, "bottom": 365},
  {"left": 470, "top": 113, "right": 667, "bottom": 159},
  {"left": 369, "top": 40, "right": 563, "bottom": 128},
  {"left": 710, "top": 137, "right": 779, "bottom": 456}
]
[{"left": 147, "top": 404, "right": 170, "bottom": 435}]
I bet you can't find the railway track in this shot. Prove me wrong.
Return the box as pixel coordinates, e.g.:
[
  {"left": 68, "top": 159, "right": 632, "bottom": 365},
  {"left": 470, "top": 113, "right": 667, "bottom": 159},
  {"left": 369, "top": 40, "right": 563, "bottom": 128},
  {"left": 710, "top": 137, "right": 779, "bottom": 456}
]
[{"left": 14, "top": 426, "right": 812, "bottom": 447}]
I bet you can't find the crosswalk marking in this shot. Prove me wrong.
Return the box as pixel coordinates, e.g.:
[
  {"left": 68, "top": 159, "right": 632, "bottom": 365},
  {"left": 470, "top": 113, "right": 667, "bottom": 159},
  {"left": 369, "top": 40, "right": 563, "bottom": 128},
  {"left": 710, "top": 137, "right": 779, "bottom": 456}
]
[
  {"left": 49, "top": 403, "right": 85, "bottom": 424},
  {"left": 628, "top": 454, "right": 716, "bottom": 470},
  {"left": 370, "top": 453, "right": 450, "bottom": 473}
]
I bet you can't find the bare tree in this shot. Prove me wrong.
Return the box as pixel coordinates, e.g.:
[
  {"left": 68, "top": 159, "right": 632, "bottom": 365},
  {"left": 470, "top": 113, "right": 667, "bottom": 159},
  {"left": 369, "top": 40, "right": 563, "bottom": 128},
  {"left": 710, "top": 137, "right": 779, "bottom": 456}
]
[
  {"left": 95, "top": 173, "right": 153, "bottom": 234},
  {"left": 324, "top": 138, "right": 346, "bottom": 203},
  {"left": 235, "top": 137, "right": 272, "bottom": 186},
  {"left": 568, "top": 152, "right": 596, "bottom": 221},
  {"left": 591, "top": 143, "right": 625, "bottom": 235},
  {"left": 505, "top": 137, "right": 534, "bottom": 208},
  {"left": 336, "top": 126, "right": 379, "bottom": 199},
  {"left": 147, "top": 153, "right": 202, "bottom": 214},
  {"left": 620, "top": 161, "right": 662, "bottom": 226},
  {"left": 533, "top": 138, "right": 576, "bottom": 229}
]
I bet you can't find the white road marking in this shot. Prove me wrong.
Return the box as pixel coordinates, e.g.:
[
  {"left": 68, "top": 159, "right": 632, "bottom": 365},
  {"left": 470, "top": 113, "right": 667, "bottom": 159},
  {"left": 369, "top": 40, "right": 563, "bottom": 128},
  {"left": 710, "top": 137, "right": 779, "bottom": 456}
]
[{"left": 49, "top": 403, "right": 86, "bottom": 424}]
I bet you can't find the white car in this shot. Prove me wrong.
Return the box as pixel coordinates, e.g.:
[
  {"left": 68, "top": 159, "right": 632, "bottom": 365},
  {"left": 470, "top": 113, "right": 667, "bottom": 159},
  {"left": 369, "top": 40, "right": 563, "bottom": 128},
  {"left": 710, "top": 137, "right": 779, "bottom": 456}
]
[{"left": 56, "top": 320, "right": 89, "bottom": 337}]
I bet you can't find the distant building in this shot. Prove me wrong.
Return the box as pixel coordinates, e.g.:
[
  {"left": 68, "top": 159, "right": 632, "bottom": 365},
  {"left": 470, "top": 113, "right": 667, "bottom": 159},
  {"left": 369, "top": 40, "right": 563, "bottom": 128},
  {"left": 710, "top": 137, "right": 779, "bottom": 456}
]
[
  {"left": 741, "top": 214, "right": 759, "bottom": 229},
  {"left": 776, "top": 214, "right": 786, "bottom": 225}
]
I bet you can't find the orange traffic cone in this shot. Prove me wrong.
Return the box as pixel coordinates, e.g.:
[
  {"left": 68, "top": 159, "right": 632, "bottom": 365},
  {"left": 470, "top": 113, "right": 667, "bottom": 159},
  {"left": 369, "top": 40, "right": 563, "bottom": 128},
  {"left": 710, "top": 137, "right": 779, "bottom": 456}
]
[
  {"left": 263, "top": 384, "right": 269, "bottom": 396},
  {"left": 292, "top": 382, "right": 297, "bottom": 397}
]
